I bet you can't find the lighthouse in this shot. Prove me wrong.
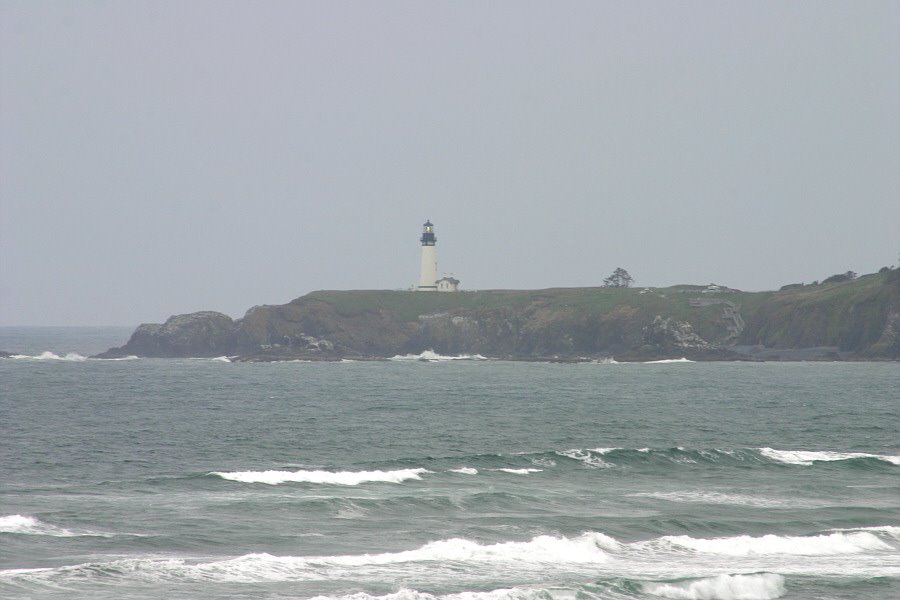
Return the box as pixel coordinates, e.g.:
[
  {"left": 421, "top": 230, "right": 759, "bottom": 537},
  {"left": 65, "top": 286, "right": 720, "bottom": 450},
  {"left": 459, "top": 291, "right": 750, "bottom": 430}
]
[{"left": 418, "top": 220, "right": 438, "bottom": 291}]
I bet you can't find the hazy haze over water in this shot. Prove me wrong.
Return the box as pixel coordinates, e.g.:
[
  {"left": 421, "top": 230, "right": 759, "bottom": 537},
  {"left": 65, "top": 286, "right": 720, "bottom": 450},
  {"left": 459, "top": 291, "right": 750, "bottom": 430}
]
[{"left": 1, "top": 1, "right": 898, "bottom": 325}]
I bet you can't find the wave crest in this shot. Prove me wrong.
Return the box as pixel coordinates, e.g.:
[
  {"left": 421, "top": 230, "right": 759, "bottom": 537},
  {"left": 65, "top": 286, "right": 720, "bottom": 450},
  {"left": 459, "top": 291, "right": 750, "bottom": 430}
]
[
  {"left": 0, "top": 514, "right": 110, "bottom": 537},
  {"left": 496, "top": 468, "right": 542, "bottom": 475},
  {"left": 758, "top": 447, "right": 900, "bottom": 466},
  {"left": 211, "top": 468, "right": 431, "bottom": 486},
  {"left": 449, "top": 467, "right": 478, "bottom": 475},
  {"left": 659, "top": 531, "right": 893, "bottom": 556},
  {"left": 11, "top": 351, "right": 87, "bottom": 361}
]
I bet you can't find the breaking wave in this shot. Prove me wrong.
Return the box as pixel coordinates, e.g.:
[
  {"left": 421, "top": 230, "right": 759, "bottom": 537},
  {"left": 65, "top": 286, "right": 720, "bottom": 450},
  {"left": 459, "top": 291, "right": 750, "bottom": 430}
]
[
  {"left": 642, "top": 357, "right": 694, "bottom": 363},
  {"left": 496, "top": 468, "right": 542, "bottom": 475},
  {"left": 449, "top": 467, "right": 478, "bottom": 475},
  {"left": 643, "top": 573, "right": 785, "bottom": 600},
  {"left": 540, "top": 446, "right": 900, "bottom": 470},
  {"left": 758, "top": 447, "right": 900, "bottom": 466},
  {"left": 556, "top": 448, "right": 614, "bottom": 468},
  {"left": 0, "top": 514, "right": 110, "bottom": 537},
  {"left": 0, "top": 532, "right": 622, "bottom": 584},
  {"left": 657, "top": 530, "right": 894, "bottom": 556},
  {"left": 308, "top": 590, "right": 555, "bottom": 600},
  {"left": 211, "top": 468, "right": 431, "bottom": 485},
  {"left": 10, "top": 351, "right": 87, "bottom": 361},
  {"left": 389, "top": 350, "right": 488, "bottom": 362},
  {"left": 2, "top": 528, "right": 896, "bottom": 588}
]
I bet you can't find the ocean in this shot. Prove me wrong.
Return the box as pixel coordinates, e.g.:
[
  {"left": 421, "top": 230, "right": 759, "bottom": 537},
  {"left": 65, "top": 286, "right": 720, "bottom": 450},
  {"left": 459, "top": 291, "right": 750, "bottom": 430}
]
[{"left": 1, "top": 327, "right": 898, "bottom": 600}]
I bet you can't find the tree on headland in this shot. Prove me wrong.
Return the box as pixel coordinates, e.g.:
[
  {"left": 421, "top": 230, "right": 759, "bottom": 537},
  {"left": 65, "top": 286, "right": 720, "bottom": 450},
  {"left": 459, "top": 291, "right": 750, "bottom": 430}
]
[
  {"left": 603, "top": 267, "right": 634, "bottom": 288},
  {"left": 822, "top": 271, "right": 857, "bottom": 285}
]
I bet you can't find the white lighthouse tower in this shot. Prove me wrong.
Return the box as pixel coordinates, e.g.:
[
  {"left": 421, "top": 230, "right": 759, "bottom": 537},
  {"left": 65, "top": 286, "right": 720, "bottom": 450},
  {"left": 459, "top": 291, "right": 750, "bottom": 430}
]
[{"left": 417, "top": 220, "right": 438, "bottom": 291}]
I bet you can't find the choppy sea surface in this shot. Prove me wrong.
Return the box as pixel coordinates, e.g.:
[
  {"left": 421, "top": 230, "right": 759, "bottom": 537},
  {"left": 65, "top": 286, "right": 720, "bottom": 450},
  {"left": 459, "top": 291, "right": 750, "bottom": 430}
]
[{"left": 1, "top": 327, "right": 898, "bottom": 600}]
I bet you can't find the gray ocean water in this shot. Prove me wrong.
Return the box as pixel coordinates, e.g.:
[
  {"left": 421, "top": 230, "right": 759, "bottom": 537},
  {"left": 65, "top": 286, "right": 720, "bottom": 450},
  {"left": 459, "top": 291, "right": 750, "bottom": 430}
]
[{"left": 1, "top": 327, "right": 898, "bottom": 600}]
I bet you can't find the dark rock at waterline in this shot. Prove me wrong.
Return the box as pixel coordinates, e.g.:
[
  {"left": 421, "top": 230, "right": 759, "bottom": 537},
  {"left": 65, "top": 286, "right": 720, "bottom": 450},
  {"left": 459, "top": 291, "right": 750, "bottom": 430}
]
[{"left": 94, "top": 311, "right": 238, "bottom": 358}]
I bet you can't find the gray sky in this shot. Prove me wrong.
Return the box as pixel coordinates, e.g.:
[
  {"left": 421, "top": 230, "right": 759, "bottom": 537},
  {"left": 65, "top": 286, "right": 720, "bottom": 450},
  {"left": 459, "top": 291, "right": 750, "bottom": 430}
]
[{"left": 1, "top": 1, "right": 898, "bottom": 326}]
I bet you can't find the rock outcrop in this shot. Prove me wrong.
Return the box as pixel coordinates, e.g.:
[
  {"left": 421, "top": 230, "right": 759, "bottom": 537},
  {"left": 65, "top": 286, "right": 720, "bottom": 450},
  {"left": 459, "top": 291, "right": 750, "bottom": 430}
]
[
  {"left": 641, "top": 315, "right": 711, "bottom": 352},
  {"left": 96, "top": 311, "right": 237, "bottom": 358}
]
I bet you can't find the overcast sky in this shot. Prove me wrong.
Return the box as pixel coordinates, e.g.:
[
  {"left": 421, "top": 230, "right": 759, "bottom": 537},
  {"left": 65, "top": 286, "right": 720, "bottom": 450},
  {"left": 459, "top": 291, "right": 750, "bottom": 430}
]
[{"left": 1, "top": 1, "right": 898, "bottom": 325}]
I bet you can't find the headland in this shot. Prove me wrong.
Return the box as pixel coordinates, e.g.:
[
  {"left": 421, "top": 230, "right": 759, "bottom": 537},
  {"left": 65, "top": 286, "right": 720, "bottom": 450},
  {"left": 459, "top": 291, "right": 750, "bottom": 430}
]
[{"left": 91, "top": 269, "right": 900, "bottom": 362}]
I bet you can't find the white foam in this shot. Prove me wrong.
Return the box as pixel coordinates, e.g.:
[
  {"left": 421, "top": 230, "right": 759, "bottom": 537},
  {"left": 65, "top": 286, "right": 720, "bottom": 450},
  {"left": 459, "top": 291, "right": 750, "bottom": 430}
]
[
  {"left": 759, "top": 447, "right": 900, "bottom": 466},
  {"left": 211, "top": 468, "right": 431, "bottom": 485},
  {"left": 210, "top": 356, "right": 232, "bottom": 362},
  {"left": 660, "top": 531, "right": 893, "bottom": 556},
  {"left": 0, "top": 515, "right": 47, "bottom": 534},
  {"left": 11, "top": 533, "right": 619, "bottom": 583},
  {"left": 309, "top": 588, "right": 558, "bottom": 600},
  {"left": 389, "top": 350, "right": 488, "bottom": 362},
  {"left": 0, "top": 514, "right": 109, "bottom": 537},
  {"left": 643, "top": 357, "right": 694, "bottom": 363},
  {"left": 309, "top": 591, "right": 436, "bottom": 600},
  {"left": 335, "top": 532, "right": 621, "bottom": 565},
  {"left": 591, "top": 447, "right": 622, "bottom": 455},
  {"left": 496, "top": 468, "right": 542, "bottom": 475},
  {"left": 643, "top": 573, "right": 785, "bottom": 600},
  {"left": 556, "top": 449, "right": 612, "bottom": 468},
  {"left": 10, "top": 351, "right": 87, "bottom": 361},
  {"left": 4, "top": 528, "right": 897, "bottom": 587},
  {"left": 98, "top": 355, "right": 140, "bottom": 361},
  {"left": 449, "top": 467, "right": 478, "bottom": 475}
]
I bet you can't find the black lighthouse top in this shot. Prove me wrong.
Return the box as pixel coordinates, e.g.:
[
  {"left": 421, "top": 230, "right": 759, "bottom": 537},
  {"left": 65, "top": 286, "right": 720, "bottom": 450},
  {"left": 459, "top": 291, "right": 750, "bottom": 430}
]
[{"left": 420, "top": 220, "right": 436, "bottom": 246}]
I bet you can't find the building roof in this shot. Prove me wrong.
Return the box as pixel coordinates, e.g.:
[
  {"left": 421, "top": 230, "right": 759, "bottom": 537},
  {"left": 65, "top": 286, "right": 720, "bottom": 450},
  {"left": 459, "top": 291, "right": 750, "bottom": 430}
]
[
  {"left": 423, "top": 220, "right": 433, "bottom": 227},
  {"left": 437, "top": 276, "right": 459, "bottom": 284}
]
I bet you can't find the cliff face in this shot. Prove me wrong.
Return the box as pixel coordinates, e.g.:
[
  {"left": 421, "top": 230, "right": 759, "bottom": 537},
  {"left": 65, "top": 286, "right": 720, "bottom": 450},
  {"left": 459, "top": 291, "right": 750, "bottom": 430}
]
[
  {"left": 96, "top": 270, "right": 900, "bottom": 361},
  {"left": 737, "top": 270, "right": 900, "bottom": 356}
]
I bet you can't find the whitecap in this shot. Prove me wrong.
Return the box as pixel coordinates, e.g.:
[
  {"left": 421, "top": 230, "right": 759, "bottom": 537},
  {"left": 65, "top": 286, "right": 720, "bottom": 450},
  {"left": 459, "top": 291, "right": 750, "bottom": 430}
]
[
  {"left": 658, "top": 531, "right": 893, "bottom": 556},
  {"left": 758, "top": 447, "right": 900, "bottom": 466},
  {"left": 449, "top": 467, "right": 478, "bottom": 475},
  {"left": 0, "top": 533, "right": 620, "bottom": 584},
  {"left": 0, "top": 514, "right": 110, "bottom": 537},
  {"left": 591, "top": 447, "right": 623, "bottom": 455},
  {"left": 643, "top": 357, "right": 694, "bottom": 363},
  {"left": 496, "top": 468, "right": 542, "bottom": 475},
  {"left": 389, "top": 350, "right": 488, "bottom": 362},
  {"left": 0, "top": 515, "right": 55, "bottom": 534},
  {"left": 210, "top": 356, "right": 232, "bottom": 362},
  {"left": 556, "top": 449, "right": 612, "bottom": 468},
  {"left": 329, "top": 531, "right": 621, "bottom": 565},
  {"left": 643, "top": 573, "right": 785, "bottom": 600},
  {"left": 310, "top": 588, "right": 563, "bottom": 600},
  {"left": 10, "top": 351, "right": 87, "bottom": 361},
  {"left": 210, "top": 468, "right": 431, "bottom": 485}
]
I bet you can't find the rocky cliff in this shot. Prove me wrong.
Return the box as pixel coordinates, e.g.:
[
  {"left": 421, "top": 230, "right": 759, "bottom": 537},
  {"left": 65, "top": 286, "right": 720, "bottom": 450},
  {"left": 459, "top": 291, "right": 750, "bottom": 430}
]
[{"left": 95, "top": 270, "right": 900, "bottom": 361}]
